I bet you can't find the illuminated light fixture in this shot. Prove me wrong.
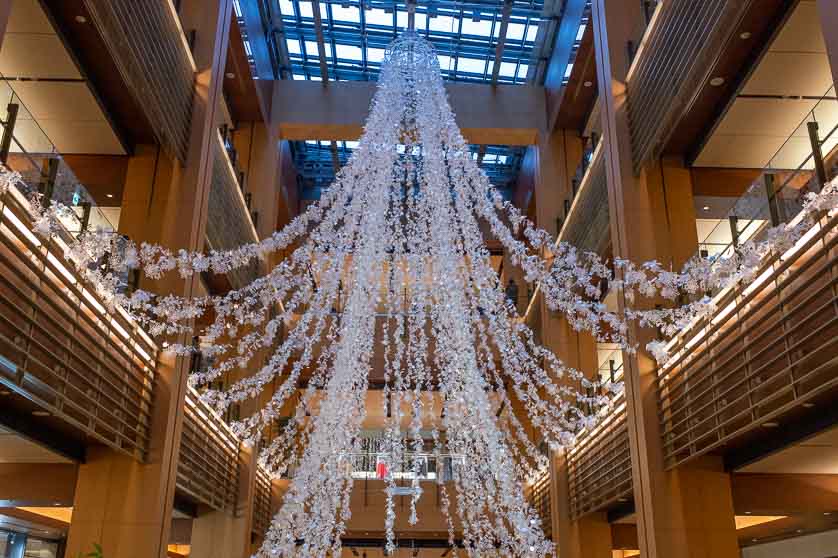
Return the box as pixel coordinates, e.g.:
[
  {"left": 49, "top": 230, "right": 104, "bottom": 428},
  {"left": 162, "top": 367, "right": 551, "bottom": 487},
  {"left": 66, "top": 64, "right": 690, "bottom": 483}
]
[
  {"left": 740, "top": 31, "right": 752, "bottom": 39},
  {"left": 762, "top": 421, "right": 779, "bottom": 428},
  {"left": 735, "top": 515, "right": 786, "bottom": 530},
  {"left": 75, "top": 15, "right": 87, "bottom": 23},
  {"left": 226, "top": 72, "right": 236, "bottom": 79},
  {"left": 702, "top": 205, "right": 710, "bottom": 211},
  {"left": 106, "top": 193, "right": 114, "bottom": 198},
  {"left": 31, "top": 410, "right": 51, "bottom": 417},
  {"left": 583, "top": 80, "right": 593, "bottom": 87},
  {"left": 710, "top": 76, "right": 725, "bottom": 87}
]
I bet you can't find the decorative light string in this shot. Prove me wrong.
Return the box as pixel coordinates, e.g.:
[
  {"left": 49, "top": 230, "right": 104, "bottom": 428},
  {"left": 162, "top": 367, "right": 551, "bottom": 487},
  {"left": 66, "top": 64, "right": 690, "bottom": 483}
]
[{"left": 2, "top": 30, "right": 838, "bottom": 557}]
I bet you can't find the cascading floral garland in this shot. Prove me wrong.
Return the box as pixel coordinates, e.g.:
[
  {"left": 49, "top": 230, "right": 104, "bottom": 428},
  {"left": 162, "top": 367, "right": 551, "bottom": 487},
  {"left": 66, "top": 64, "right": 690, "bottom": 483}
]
[{"left": 2, "top": 31, "right": 838, "bottom": 557}]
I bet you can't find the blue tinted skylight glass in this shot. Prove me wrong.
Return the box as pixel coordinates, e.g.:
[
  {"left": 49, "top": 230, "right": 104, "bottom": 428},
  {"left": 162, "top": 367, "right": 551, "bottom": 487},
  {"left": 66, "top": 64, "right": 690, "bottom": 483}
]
[
  {"left": 286, "top": 39, "right": 301, "bottom": 55},
  {"left": 305, "top": 41, "right": 333, "bottom": 57},
  {"left": 525, "top": 24, "right": 538, "bottom": 42},
  {"left": 461, "top": 18, "right": 492, "bottom": 37},
  {"left": 278, "top": 0, "right": 294, "bottom": 16},
  {"left": 504, "top": 22, "right": 526, "bottom": 40},
  {"left": 576, "top": 22, "right": 587, "bottom": 41},
  {"left": 497, "top": 61, "right": 516, "bottom": 77},
  {"left": 335, "top": 43, "right": 362, "bottom": 60},
  {"left": 428, "top": 14, "right": 456, "bottom": 33},
  {"left": 365, "top": 7, "right": 391, "bottom": 26},
  {"left": 458, "top": 57, "right": 486, "bottom": 74},
  {"left": 331, "top": 4, "right": 360, "bottom": 23}
]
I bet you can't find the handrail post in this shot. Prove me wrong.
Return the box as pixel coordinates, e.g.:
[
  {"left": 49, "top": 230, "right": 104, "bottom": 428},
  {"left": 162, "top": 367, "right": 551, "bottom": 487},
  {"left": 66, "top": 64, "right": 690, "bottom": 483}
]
[
  {"left": 0, "top": 103, "right": 18, "bottom": 164},
  {"left": 807, "top": 120, "right": 827, "bottom": 191}
]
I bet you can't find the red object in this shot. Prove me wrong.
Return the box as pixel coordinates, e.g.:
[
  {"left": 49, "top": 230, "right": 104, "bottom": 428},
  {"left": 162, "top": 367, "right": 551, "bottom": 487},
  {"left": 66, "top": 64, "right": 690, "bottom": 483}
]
[{"left": 376, "top": 460, "right": 388, "bottom": 479}]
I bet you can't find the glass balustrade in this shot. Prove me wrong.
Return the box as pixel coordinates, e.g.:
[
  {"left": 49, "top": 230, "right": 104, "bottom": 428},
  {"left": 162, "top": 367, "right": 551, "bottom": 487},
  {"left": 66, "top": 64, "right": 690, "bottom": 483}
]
[
  {"left": 695, "top": 85, "right": 838, "bottom": 265},
  {"left": 0, "top": 77, "right": 118, "bottom": 240}
]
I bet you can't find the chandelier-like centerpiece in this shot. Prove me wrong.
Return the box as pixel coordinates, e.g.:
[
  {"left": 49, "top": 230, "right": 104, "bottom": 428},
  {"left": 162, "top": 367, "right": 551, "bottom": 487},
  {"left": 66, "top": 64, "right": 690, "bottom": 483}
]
[{"left": 6, "top": 29, "right": 837, "bottom": 558}]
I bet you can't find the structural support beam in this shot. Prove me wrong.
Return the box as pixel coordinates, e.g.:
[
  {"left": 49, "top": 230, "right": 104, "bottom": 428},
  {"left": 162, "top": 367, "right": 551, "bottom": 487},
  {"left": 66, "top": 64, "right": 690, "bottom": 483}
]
[
  {"left": 0, "top": 463, "right": 77, "bottom": 507},
  {"left": 272, "top": 80, "right": 546, "bottom": 145},
  {"left": 732, "top": 474, "right": 838, "bottom": 514},
  {"left": 591, "top": 1, "right": 735, "bottom": 557},
  {"left": 66, "top": 1, "right": 235, "bottom": 557},
  {"left": 543, "top": 0, "right": 589, "bottom": 130}
]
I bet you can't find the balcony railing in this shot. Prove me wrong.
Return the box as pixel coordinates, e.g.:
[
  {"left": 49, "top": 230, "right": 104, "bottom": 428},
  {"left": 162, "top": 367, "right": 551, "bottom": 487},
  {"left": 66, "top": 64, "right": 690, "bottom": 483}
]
[
  {"left": 207, "top": 131, "right": 262, "bottom": 288},
  {"left": 658, "top": 211, "right": 838, "bottom": 469},
  {"left": 566, "top": 393, "right": 632, "bottom": 519},
  {"left": 252, "top": 467, "right": 274, "bottom": 539},
  {"left": 85, "top": 0, "right": 196, "bottom": 162},
  {"left": 525, "top": 470, "right": 553, "bottom": 540},
  {"left": 176, "top": 387, "right": 241, "bottom": 512},
  {"left": 0, "top": 182, "right": 157, "bottom": 460},
  {"left": 559, "top": 141, "right": 608, "bottom": 254}
]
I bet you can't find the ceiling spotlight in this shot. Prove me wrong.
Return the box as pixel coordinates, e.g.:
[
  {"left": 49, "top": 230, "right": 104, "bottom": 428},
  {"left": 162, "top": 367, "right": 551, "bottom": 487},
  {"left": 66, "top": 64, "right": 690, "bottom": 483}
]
[
  {"left": 226, "top": 72, "right": 236, "bottom": 79},
  {"left": 32, "top": 410, "right": 51, "bottom": 417},
  {"left": 702, "top": 205, "right": 710, "bottom": 211},
  {"left": 825, "top": 512, "right": 832, "bottom": 516},
  {"left": 710, "top": 77, "right": 725, "bottom": 87},
  {"left": 762, "top": 421, "right": 779, "bottom": 428},
  {"left": 106, "top": 193, "right": 114, "bottom": 198},
  {"left": 583, "top": 80, "right": 593, "bottom": 87},
  {"left": 75, "top": 15, "right": 87, "bottom": 23},
  {"left": 796, "top": 529, "right": 804, "bottom": 534},
  {"left": 745, "top": 511, "right": 752, "bottom": 515},
  {"left": 740, "top": 31, "right": 752, "bottom": 39}
]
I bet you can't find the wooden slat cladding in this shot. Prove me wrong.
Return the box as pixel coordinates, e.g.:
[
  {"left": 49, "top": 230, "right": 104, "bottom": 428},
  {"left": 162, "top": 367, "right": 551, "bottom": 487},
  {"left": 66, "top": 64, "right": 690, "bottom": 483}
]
[
  {"left": 658, "top": 214, "right": 838, "bottom": 469},
  {"left": 252, "top": 468, "right": 273, "bottom": 538},
  {"left": 627, "top": 0, "right": 745, "bottom": 173},
  {"left": 525, "top": 470, "right": 553, "bottom": 540},
  {"left": 207, "top": 134, "right": 261, "bottom": 289},
  {"left": 177, "top": 388, "right": 241, "bottom": 512},
  {"left": 562, "top": 149, "right": 609, "bottom": 255},
  {"left": 566, "top": 396, "right": 633, "bottom": 519},
  {"left": 0, "top": 187, "right": 157, "bottom": 461},
  {"left": 85, "top": 0, "right": 195, "bottom": 162}
]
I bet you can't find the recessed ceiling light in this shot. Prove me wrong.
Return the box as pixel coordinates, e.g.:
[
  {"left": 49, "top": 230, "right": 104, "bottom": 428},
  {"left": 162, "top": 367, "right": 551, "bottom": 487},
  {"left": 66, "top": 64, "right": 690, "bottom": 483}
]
[
  {"left": 75, "top": 15, "right": 87, "bottom": 23},
  {"left": 702, "top": 205, "right": 710, "bottom": 211},
  {"left": 802, "top": 402, "right": 815, "bottom": 408},
  {"left": 583, "top": 80, "right": 593, "bottom": 87},
  {"left": 762, "top": 421, "right": 779, "bottom": 428},
  {"left": 32, "top": 410, "right": 51, "bottom": 417},
  {"left": 824, "top": 512, "right": 832, "bottom": 516},
  {"left": 745, "top": 511, "right": 752, "bottom": 515},
  {"left": 710, "top": 77, "right": 725, "bottom": 87},
  {"left": 752, "top": 538, "right": 758, "bottom": 543},
  {"left": 740, "top": 31, "right": 752, "bottom": 39},
  {"left": 106, "top": 193, "right": 113, "bottom": 198},
  {"left": 796, "top": 529, "right": 804, "bottom": 534},
  {"left": 226, "top": 72, "right": 235, "bottom": 79}
]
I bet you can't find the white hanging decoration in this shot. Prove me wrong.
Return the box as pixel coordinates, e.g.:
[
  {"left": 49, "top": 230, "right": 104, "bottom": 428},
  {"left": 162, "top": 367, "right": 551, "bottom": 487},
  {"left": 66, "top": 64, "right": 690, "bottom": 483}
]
[{"left": 2, "top": 29, "right": 838, "bottom": 558}]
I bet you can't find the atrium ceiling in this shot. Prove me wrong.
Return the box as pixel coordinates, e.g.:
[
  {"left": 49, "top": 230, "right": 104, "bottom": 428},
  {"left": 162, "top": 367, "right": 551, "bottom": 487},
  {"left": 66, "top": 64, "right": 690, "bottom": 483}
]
[{"left": 236, "top": 0, "right": 589, "bottom": 203}]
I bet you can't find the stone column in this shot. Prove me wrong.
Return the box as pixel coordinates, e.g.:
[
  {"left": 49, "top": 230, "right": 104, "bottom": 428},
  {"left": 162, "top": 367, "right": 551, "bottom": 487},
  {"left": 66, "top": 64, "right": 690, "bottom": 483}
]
[
  {"left": 591, "top": 1, "right": 737, "bottom": 557},
  {"left": 65, "top": 1, "right": 234, "bottom": 557}
]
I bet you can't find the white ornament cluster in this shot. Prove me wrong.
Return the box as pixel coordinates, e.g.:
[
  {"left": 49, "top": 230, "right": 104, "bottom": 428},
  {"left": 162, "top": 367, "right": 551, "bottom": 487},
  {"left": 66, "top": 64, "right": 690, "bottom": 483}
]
[{"left": 3, "top": 31, "right": 838, "bottom": 558}]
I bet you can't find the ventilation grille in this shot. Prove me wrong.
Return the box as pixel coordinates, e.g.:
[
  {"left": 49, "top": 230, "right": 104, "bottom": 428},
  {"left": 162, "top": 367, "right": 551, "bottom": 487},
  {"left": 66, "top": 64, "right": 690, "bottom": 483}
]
[
  {"left": 562, "top": 152, "right": 609, "bottom": 255},
  {"left": 85, "top": 0, "right": 195, "bottom": 162},
  {"left": 627, "top": 0, "right": 737, "bottom": 172},
  {"left": 208, "top": 135, "right": 261, "bottom": 288}
]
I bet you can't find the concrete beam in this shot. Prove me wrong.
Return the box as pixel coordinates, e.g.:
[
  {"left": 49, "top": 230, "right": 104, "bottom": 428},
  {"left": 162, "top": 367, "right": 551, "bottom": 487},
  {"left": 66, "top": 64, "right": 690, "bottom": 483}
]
[{"left": 272, "top": 80, "right": 546, "bottom": 145}]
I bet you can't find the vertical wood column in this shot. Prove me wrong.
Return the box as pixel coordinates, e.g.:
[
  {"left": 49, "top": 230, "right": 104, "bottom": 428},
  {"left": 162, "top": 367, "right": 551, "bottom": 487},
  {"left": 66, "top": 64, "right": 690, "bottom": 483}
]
[
  {"left": 191, "top": 446, "right": 257, "bottom": 558},
  {"left": 65, "top": 2, "right": 234, "bottom": 557},
  {"left": 554, "top": 453, "right": 613, "bottom": 558},
  {"left": 591, "top": 1, "right": 735, "bottom": 557}
]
